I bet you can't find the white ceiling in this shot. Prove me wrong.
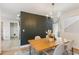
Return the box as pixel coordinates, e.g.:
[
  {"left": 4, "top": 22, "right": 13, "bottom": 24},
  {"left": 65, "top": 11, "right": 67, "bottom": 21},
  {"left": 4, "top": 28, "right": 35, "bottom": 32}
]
[
  {"left": 0, "top": 3, "right": 79, "bottom": 19},
  {"left": 0, "top": 3, "right": 53, "bottom": 16}
]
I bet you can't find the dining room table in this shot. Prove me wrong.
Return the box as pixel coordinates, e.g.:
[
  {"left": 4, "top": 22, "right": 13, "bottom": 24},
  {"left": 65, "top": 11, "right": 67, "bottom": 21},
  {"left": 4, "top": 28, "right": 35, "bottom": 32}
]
[{"left": 28, "top": 38, "right": 57, "bottom": 55}]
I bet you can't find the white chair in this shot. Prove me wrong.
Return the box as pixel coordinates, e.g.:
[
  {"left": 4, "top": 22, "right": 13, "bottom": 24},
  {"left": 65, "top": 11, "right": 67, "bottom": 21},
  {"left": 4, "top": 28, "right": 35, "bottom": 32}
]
[
  {"left": 55, "top": 37, "right": 63, "bottom": 45},
  {"left": 35, "top": 36, "right": 41, "bottom": 40},
  {"left": 53, "top": 43, "right": 66, "bottom": 55},
  {"left": 43, "top": 43, "right": 67, "bottom": 55},
  {"left": 65, "top": 40, "right": 74, "bottom": 55}
]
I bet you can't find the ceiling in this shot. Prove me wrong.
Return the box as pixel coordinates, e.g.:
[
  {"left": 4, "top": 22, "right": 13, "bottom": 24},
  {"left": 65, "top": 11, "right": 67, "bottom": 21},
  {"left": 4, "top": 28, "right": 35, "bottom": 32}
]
[
  {"left": 0, "top": 3, "right": 53, "bottom": 16},
  {"left": 0, "top": 3, "right": 79, "bottom": 19}
]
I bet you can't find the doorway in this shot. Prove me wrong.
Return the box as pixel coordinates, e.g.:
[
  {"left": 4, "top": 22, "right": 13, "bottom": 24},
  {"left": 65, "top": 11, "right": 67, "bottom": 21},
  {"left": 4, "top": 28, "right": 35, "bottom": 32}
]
[
  {"left": 2, "top": 22, "right": 20, "bottom": 52},
  {"left": 10, "top": 23, "right": 18, "bottom": 40},
  {"left": 10, "top": 22, "right": 20, "bottom": 49}
]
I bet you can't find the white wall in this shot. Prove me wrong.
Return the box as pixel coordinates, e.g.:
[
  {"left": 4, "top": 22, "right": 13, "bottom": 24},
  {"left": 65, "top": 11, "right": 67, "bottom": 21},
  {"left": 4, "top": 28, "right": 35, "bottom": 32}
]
[
  {"left": 64, "top": 16, "right": 79, "bottom": 48},
  {"left": 62, "top": 9, "right": 79, "bottom": 18},
  {"left": 53, "top": 23, "right": 58, "bottom": 38},
  {"left": 0, "top": 10, "right": 1, "bottom": 53},
  {"left": 61, "top": 8, "right": 79, "bottom": 48},
  {"left": 3, "top": 20, "right": 10, "bottom": 40},
  {"left": 65, "top": 20, "right": 79, "bottom": 33},
  {"left": 64, "top": 32, "right": 79, "bottom": 48},
  {"left": 64, "top": 16, "right": 79, "bottom": 29},
  {"left": 1, "top": 11, "right": 20, "bottom": 40}
]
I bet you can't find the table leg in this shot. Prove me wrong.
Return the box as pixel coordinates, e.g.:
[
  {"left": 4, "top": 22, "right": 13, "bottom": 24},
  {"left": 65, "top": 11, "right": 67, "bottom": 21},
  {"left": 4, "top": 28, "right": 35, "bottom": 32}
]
[
  {"left": 72, "top": 47, "right": 73, "bottom": 55},
  {"left": 38, "top": 51, "right": 43, "bottom": 55},
  {"left": 64, "top": 45, "right": 69, "bottom": 55},
  {"left": 29, "top": 46, "right": 31, "bottom": 55}
]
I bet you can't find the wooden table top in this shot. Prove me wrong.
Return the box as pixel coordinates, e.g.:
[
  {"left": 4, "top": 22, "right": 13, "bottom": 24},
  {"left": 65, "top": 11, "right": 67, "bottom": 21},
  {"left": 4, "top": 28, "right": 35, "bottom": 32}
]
[{"left": 28, "top": 38, "right": 56, "bottom": 52}]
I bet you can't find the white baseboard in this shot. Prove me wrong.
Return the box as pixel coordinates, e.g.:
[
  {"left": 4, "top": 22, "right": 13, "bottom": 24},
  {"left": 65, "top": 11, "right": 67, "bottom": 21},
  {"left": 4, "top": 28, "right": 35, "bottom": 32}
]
[{"left": 2, "top": 44, "right": 30, "bottom": 51}]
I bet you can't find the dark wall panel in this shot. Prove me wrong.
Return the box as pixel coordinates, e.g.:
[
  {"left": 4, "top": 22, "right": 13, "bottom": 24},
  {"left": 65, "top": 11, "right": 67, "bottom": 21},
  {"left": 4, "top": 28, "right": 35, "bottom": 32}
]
[{"left": 20, "top": 11, "right": 53, "bottom": 45}]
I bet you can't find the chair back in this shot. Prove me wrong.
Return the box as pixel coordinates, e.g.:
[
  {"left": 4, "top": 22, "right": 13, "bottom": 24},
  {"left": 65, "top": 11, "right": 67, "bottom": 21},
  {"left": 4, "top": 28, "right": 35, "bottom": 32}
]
[
  {"left": 66, "top": 40, "right": 74, "bottom": 54},
  {"left": 53, "top": 43, "right": 65, "bottom": 55},
  {"left": 35, "top": 36, "right": 41, "bottom": 40}
]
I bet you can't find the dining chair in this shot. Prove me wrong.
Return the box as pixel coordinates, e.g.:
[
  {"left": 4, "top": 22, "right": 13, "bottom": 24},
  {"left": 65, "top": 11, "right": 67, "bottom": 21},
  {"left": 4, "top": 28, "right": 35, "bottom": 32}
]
[
  {"left": 65, "top": 40, "right": 74, "bottom": 55},
  {"left": 35, "top": 36, "right": 41, "bottom": 40},
  {"left": 53, "top": 43, "right": 67, "bottom": 55},
  {"left": 43, "top": 43, "right": 67, "bottom": 55},
  {"left": 31, "top": 36, "right": 41, "bottom": 54}
]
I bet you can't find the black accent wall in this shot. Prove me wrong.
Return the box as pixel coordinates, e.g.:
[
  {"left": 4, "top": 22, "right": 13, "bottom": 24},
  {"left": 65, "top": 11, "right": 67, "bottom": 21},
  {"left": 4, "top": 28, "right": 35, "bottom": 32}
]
[{"left": 20, "top": 11, "right": 53, "bottom": 45}]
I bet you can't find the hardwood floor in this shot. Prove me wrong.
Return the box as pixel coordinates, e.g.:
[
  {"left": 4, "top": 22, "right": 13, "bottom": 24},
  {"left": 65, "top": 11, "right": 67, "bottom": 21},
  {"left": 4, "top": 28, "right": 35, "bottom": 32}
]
[
  {"left": 2, "top": 45, "right": 30, "bottom": 55},
  {"left": 2, "top": 38, "right": 20, "bottom": 51},
  {"left": 1, "top": 38, "right": 30, "bottom": 55}
]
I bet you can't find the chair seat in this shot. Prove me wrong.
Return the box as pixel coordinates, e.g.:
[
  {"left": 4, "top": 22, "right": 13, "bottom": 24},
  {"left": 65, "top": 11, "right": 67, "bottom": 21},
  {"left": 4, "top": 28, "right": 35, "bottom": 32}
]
[
  {"left": 43, "top": 43, "right": 68, "bottom": 55},
  {"left": 43, "top": 49, "right": 54, "bottom": 55}
]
